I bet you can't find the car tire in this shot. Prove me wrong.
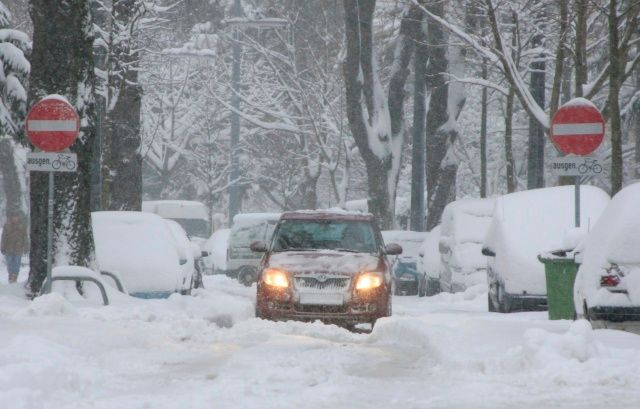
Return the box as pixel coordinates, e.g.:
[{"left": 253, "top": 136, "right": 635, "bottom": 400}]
[
  {"left": 488, "top": 292, "right": 497, "bottom": 312},
  {"left": 425, "top": 279, "right": 440, "bottom": 296},
  {"left": 237, "top": 266, "right": 257, "bottom": 287},
  {"left": 496, "top": 283, "right": 510, "bottom": 313}
]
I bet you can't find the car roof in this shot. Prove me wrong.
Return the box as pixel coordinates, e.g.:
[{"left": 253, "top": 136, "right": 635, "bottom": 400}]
[{"left": 280, "top": 210, "right": 374, "bottom": 222}]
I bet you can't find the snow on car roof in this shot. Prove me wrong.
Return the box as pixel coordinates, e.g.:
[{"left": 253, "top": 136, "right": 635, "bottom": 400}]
[
  {"left": 232, "top": 212, "right": 281, "bottom": 227},
  {"left": 142, "top": 200, "right": 208, "bottom": 220},
  {"left": 281, "top": 209, "right": 374, "bottom": 221}
]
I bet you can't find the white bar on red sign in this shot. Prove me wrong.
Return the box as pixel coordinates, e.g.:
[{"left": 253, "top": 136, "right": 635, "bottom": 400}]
[
  {"left": 552, "top": 123, "right": 603, "bottom": 136},
  {"left": 27, "top": 120, "right": 77, "bottom": 132}
]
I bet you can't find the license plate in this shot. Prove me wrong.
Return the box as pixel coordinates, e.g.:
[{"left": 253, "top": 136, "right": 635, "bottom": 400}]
[{"left": 299, "top": 292, "right": 344, "bottom": 306}]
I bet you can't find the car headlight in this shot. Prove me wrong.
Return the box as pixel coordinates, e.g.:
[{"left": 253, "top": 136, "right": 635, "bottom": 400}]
[
  {"left": 356, "top": 272, "right": 383, "bottom": 290},
  {"left": 262, "top": 268, "right": 289, "bottom": 288}
]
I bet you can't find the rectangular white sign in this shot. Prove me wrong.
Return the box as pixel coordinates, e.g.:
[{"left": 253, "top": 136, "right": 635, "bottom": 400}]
[
  {"left": 548, "top": 156, "right": 604, "bottom": 176},
  {"left": 27, "top": 120, "right": 77, "bottom": 132},
  {"left": 552, "top": 123, "right": 604, "bottom": 136},
  {"left": 27, "top": 152, "right": 78, "bottom": 172}
]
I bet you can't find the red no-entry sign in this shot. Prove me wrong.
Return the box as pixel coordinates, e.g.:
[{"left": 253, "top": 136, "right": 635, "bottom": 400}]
[
  {"left": 551, "top": 98, "right": 604, "bottom": 156},
  {"left": 26, "top": 95, "right": 80, "bottom": 152}
]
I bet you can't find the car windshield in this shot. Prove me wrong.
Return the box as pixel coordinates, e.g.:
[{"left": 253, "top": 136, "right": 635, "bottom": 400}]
[{"left": 272, "top": 219, "right": 378, "bottom": 253}]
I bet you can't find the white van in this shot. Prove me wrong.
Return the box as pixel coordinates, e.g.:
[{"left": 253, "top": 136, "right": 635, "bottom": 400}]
[
  {"left": 228, "top": 213, "right": 281, "bottom": 285},
  {"left": 438, "top": 198, "right": 495, "bottom": 293},
  {"left": 483, "top": 186, "right": 609, "bottom": 313},
  {"left": 142, "top": 200, "right": 210, "bottom": 241}
]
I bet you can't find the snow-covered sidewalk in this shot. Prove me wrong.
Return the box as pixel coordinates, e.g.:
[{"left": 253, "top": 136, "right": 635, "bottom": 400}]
[{"left": 1, "top": 277, "right": 639, "bottom": 409}]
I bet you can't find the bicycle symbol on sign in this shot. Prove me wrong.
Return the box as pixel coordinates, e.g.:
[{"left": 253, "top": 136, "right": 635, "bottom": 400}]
[
  {"left": 578, "top": 158, "right": 603, "bottom": 175},
  {"left": 52, "top": 154, "right": 77, "bottom": 171}
]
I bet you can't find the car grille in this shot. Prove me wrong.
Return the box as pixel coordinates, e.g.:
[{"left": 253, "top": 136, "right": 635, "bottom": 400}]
[{"left": 294, "top": 276, "right": 351, "bottom": 291}]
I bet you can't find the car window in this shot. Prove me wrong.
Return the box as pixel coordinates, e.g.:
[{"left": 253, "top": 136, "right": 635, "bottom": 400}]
[{"left": 271, "top": 220, "right": 378, "bottom": 253}]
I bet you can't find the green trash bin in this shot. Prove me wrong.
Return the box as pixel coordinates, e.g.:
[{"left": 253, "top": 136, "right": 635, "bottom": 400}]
[{"left": 538, "top": 250, "right": 579, "bottom": 320}]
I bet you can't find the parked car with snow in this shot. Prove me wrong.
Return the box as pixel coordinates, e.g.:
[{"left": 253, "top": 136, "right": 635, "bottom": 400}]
[
  {"left": 163, "top": 219, "right": 203, "bottom": 292},
  {"left": 483, "top": 186, "right": 609, "bottom": 313},
  {"left": 92, "top": 211, "right": 191, "bottom": 298},
  {"left": 382, "top": 230, "right": 428, "bottom": 296},
  {"left": 142, "top": 200, "right": 211, "bottom": 243},
  {"left": 418, "top": 225, "right": 441, "bottom": 296},
  {"left": 252, "top": 211, "right": 400, "bottom": 329},
  {"left": 227, "top": 213, "right": 280, "bottom": 286},
  {"left": 574, "top": 183, "right": 640, "bottom": 329},
  {"left": 439, "top": 198, "right": 494, "bottom": 293},
  {"left": 202, "top": 228, "right": 231, "bottom": 275}
]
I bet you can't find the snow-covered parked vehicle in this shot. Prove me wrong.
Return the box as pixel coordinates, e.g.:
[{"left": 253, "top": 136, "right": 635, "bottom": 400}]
[
  {"left": 418, "top": 225, "right": 441, "bottom": 296},
  {"left": 142, "top": 200, "right": 211, "bottom": 243},
  {"left": 438, "top": 198, "right": 494, "bottom": 293},
  {"left": 252, "top": 211, "right": 400, "bottom": 329},
  {"left": 483, "top": 186, "right": 609, "bottom": 313},
  {"left": 574, "top": 183, "right": 640, "bottom": 329},
  {"left": 92, "top": 211, "right": 192, "bottom": 298},
  {"left": 382, "top": 230, "right": 428, "bottom": 296},
  {"left": 202, "top": 228, "right": 230, "bottom": 275},
  {"left": 227, "top": 213, "right": 280, "bottom": 286},
  {"left": 163, "top": 219, "right": 203, "bottom": 292}
]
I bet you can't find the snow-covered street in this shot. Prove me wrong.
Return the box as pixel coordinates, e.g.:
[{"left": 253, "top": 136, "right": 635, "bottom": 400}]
[{"left": 2, "top": 275, "right": 640, "bottom": 409}]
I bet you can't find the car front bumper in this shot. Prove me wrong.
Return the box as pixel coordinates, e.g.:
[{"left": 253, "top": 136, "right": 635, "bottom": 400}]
[{"left": 256, "top": 285, "right": 390, "bottom": 325}]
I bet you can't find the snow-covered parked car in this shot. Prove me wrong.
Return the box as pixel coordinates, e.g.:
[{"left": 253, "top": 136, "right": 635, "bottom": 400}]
[
  {"left": 574, "top": 183, "right": 640, "bottom": 329},
  {"left": 382, "top": 230, "right": 428, "bottom": 296},
  {"left": 438, "top": 198, "right": 494, "bottom": 293},
  {"left": 418, "top": 225, "right": 441, "bottom": 296},
  {"left": 163, "top": 219, "right": 203, "bottom": 292},
  {"left": 227, "top": 213, "right": 280, "bottom": 286},
  {"left": 483, "top": 186, "right": 609, "bottom": 313},
  {"left": 252, "top": 211, "right": 400, "bottom": 329},
  {"left": 92, "top": 211, "right": 191, "bottom": 299},
  {"left": 202, "top": 228, "right": 231, "bottom": 275}
]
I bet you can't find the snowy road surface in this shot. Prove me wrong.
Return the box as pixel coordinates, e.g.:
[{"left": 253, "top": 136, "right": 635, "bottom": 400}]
[{"left": 1, "top": 275, "right": 640, "bottom": 409}]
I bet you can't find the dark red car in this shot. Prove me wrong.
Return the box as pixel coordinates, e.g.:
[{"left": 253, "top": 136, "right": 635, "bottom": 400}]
[{"left": 251, "top": 211, "right": 401, "bottom": 328}]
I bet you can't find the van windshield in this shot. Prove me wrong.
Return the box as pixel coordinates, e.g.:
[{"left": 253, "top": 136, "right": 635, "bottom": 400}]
[
  {"left": 272, "top": 220, "right": 378, "bottom": 253},
  {"left": 171, "top": 218, "right": 208, "bottom": 239}
]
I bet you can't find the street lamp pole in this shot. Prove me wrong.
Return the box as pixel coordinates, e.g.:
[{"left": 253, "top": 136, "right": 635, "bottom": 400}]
[{"left": 228, "top": 0, "right": 242, "bottom": 227}]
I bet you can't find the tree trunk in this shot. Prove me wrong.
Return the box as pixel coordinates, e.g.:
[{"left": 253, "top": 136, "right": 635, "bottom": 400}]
[
  {"left": 0, "top": 139, "right": 24, "bottom": 217},
  {"left": 527, "top": 6, "right": 546, "bottom": 189},
  {"left": 425, "top": 1, "right": 455, "bottom": 230},
  {"left": 343, "top": 0, "right": 414, "bottom": 229},
  {"left": 410, "top": 6, "right": 427, "bottom": 232},
  {"left": 574, "top": 0, "right": 588, "bottom": 98},
  {"left": 505, "top": 86, "right": 516, "bottom": 193},
  {"left": 27, "top": 0, "right": 97, "bottom": 293},
  {"left": 480, "top": 58, "right": 488, "bottom": 198},
  {"left": 608, "top": 0, "right": 623, "bottom": 194}
]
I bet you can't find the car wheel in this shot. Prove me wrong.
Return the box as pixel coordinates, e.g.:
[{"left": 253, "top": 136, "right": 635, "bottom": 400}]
[
  {"left": 497, "top": 283, "right": 510, "bottom": 313},
  {"left": 237, "top": 266, "right": 257, "bottom": 287},
  {"left": 488, "top": 292, "right": 497, "bottom": 312}
]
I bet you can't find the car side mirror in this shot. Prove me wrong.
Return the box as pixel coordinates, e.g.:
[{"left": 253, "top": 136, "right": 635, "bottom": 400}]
[
  {"left": 384, "top": 243, "right": 402, "bottom": 256},
  {"left": 201, "top": 250, "right": 210, "bottom": 258},
  {"left": 481, "top": 247, "right": 496, "bottom": 257},
  {"left": 179, "top": 258, "right": 188, "bottom": 265},
  {"left": 250, "top": 241, "right": 267, "bottom": 252}
]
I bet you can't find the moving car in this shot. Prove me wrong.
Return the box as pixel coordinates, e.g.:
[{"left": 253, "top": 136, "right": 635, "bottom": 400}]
[
  {"left": 142, "top": 200, "right": 211, "bottom": 243},
  {"left": 439, "top": 198, "right": 494, "bottom": 293},
  {"left": 483, "top": 186, "right": 609, "bottom": 313},
  {"left": 418, "top": 225, "right": 441, "bottom": 296},
  {"left": 227, "top": 213, "right": 280, "bottom": 286},
  {"left": 382, "top": 230, "right": 428, "bottom": 296},
  {"left": 92, "top": 211, "right": 191, "bottom": 298},
  {"left": 252, "top": 211, "right": 401, "bottom": 329},
  {"left": 574, "top": 183, "right": 640, "bottom": 329}
]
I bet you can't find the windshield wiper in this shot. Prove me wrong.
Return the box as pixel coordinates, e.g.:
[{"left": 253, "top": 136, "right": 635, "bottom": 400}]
[{"left": 333, "top": 248, "right": 362, "bottom": 253}]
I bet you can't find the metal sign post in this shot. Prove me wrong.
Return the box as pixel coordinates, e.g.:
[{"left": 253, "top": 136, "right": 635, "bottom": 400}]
[
  {"left": 26, "top": 152, "right": 78, "bottom": 293},
  {"left": 26, "top": 95, "right": 80, "bottom": 294},
  {"left": 550, "top": 98, "right": 605, "bottom": 229},
  {"left": 45, "top": 171, "right": 54, "bottom": 293}
]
